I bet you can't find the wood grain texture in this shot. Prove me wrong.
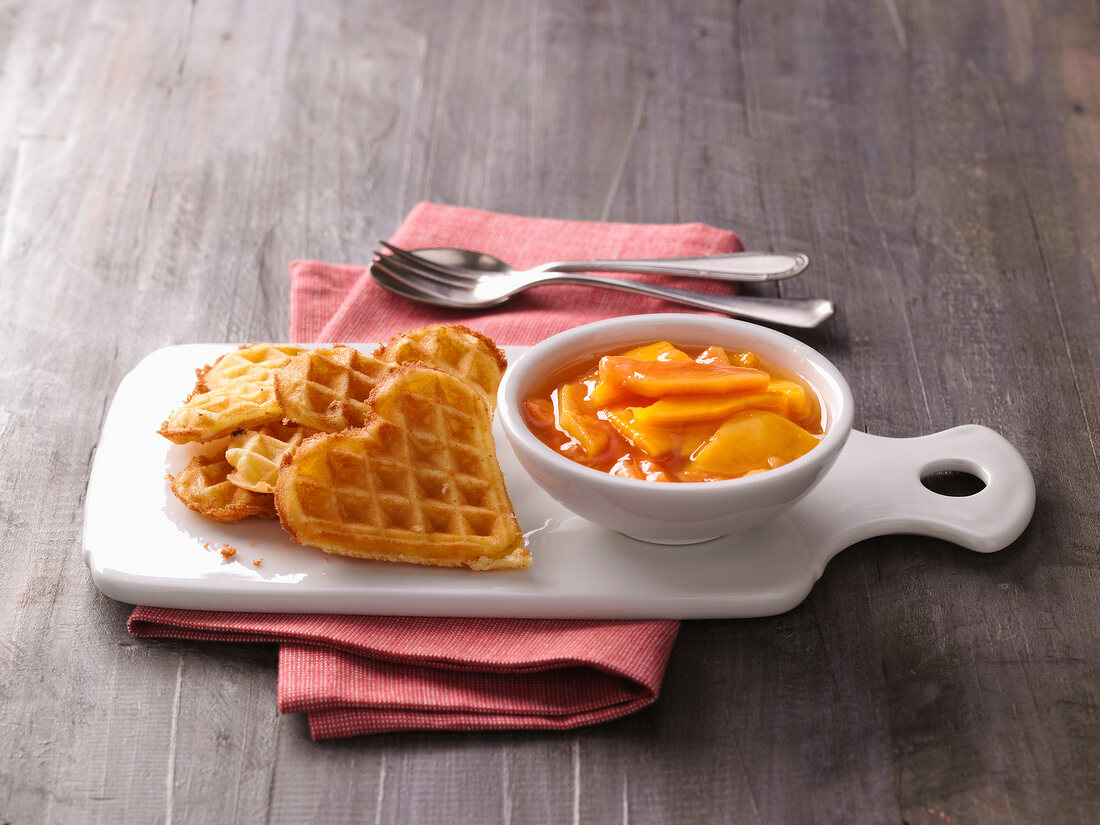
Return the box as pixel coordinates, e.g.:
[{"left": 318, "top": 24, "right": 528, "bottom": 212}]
[{"left": 1, "top": 0, "right": 1099, "bottom": 822}]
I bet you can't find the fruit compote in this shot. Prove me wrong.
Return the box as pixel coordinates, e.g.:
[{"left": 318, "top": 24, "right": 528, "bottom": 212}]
[{"left": 522, "top": 341, "right": 824, "bottom": 482}]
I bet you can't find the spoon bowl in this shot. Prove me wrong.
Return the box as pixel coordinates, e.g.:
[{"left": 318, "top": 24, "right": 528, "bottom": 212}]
[{"left": 411, "top": 248, "right": 514, "bottom": 274}]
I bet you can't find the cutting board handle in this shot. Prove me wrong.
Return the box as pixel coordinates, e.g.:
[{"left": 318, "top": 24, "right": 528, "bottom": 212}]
[{"left": 799, "top": 426, "right": 1035, "bottom": 556}]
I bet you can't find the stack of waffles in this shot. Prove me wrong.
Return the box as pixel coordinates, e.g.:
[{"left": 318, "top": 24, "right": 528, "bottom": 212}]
[{"left": 159, "top": 325, "right": 529, "bottom": 570}]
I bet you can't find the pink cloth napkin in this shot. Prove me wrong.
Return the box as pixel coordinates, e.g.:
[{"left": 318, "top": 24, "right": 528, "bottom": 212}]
[{"left": 130, "top": 202, "right": 745, "bottom": 739}]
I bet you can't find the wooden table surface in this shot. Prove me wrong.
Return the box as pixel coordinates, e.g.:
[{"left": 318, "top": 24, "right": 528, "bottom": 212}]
[{"left": 3, "top": 0, "right": 1099, "bottom": 822}]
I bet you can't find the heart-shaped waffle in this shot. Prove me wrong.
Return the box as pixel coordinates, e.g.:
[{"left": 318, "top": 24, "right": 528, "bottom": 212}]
[
  {"left": 375, "top": 324, "right": 507, "bottom": 410},
  {"left": 274, "top": 345, "right": 392, "bottom": 432},
  {"left": 275, "top": 366, "right": 529, "bottom": 570}
]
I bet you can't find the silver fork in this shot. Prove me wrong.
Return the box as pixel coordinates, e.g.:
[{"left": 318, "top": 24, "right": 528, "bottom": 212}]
[
  {"left": 379, "top": 241, "right": 810, "bottom": 282},
  {"left": 370, "top": 246, "right": 834, "bottom": 328}
]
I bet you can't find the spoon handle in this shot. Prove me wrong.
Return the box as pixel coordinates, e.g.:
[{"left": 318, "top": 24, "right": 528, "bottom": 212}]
[
  {"left": 536, "top": 273, "right": 833, "bottom": 327},
  {"left": 541, "top": 252, "right": 808, "bottom": 282}
]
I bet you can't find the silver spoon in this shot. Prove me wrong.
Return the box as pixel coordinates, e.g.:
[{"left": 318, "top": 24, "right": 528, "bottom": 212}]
[
  {"left": 371, "top": 248, "right": 834, "bottom": 328},
  {"left": 384, "top": 243, "right": 808, "bottom": 283}
]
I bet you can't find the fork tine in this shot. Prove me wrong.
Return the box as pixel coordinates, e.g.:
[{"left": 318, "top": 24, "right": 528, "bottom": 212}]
[
  {"left": 370, "top": 261, "right": 460, "bottom": 308},
  {"left": 371, "top": 257, "right": 475, "bottom": 304},
  {"left": 378, "top": 241, "right": 480, "bottom": 282},
  {"left": 369, "top": 261, "right": 435, "bottom": 298},
  {"left": 372, "top": 251, "right": 475, "bottom": 288}
]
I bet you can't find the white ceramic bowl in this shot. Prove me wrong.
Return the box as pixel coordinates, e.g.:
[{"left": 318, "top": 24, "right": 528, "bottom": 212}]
[{"left": 497, "top": 314, "right": 856, "bottom": 544}]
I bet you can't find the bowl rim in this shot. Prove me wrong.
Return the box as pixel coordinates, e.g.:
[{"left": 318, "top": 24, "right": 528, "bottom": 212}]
[{"left": 496, "top": 314, "right": 855, "bottom": 494}]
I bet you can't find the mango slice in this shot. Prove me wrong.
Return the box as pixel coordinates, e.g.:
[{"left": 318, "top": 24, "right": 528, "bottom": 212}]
[
  {"left": 695, "top": 346, "right": 731, "bottom": 365},
  {"left": 694, "top": 346, "right": 761, "bottom": 368},
  {"left": 586, "top": 380, "right": 649, "bottom": 407},
  {"left": 686, "top": 410, "right": 820, "bottom": 479},
  {"left": 768, "top": 380, "right": 812, "bottom": 420},
  {"left": 588, "top": 342, "right": 690, "bottom": 404},
  {"left": 729, "top": 351, "right": 761, "bottom": 369},
  {"left": 621, "top": 341, "right": 692, "bottom": 362},
  {"left": 674, "top": 421, "right": 732, "bottom": 462},
  {"left": 557, "top": 383, "right": 609, "bottom": 457},
  {"left": 598, "top": 357, "right": 770, "bottom": 398},
  {"left": 632, "top": 391, "right": 788, "bottom": 425},
  {"left": 604, "top": 409, "right": 675, "bottom": 459}
]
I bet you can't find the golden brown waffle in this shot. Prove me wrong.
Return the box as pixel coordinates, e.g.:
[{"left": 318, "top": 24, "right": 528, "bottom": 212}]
[
  {"left": 274, "top": 366, "right": 529, "bottom": 570},
  {"left": 196, "top": 343, "right": 302, "bottom": 393},
  {"left": 170, "top": 452, "right": 277, "bottom": 523},
  {"left": 159, "top": 343, "right": 296, "bottom": 444},
  {"left": 225, "top": 422, "right": 314, "bottom": 494},
  {"left": 158, "top": 381, "right": 284, "bottom": 444},
  {"left": 375, "top": 324, "right": 506, "bottom": 409},
  {"left": 274, "top": 345, "right": 392, "bottom": 432}
]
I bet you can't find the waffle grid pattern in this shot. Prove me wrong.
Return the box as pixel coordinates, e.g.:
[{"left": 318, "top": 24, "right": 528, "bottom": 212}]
[
  {"left": 278, "top": 368, "right": 525, "bottom": 567},
  {"left": 377, "top": 326, "right": 505, "bottom": 408},
  {"left": 159, "top": 382, "right": 283, "bottom": 443},
  {"left": 199, "top": 344, "right": 302, "bottom": 392},
  {"left": 276, "top": 345, "right": 392, "bottom": 431},
  {"left": 226, "top": 422, "right": 312, "bottom": 493},
  {"left": 171, "top": 454, "right": 276, "bottom": 522}
]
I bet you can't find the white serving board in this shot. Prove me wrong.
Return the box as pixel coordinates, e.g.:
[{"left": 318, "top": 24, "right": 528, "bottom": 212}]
[{"left": 83, "top": 344, "right": 1036, "bottom": 619}]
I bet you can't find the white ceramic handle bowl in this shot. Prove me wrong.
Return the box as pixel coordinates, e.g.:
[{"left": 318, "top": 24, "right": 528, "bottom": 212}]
[{"left": 497, "top": 314, "right": 856, "bottom": 544}]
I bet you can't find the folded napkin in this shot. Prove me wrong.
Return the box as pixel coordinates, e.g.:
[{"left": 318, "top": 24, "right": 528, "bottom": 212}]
[
  {"left": 128, "top": 610, "right": 680, "bottom": 736},
  {"left": 131, "top": 202, "right": 745, "bottom": 739}
]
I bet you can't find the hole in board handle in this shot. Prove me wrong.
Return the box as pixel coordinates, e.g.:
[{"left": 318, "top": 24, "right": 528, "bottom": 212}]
[{"left": 920, "top": 469, "right": 986, "bottom": 497}]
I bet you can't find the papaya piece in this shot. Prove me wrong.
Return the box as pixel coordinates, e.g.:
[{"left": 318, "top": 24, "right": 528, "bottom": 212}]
[
  {"left": 686, "top": 410, "right": 820, "bottom": 479},
  {"left": 604, "top": 409, "right": 675, "bottom": 460},
  {"left": 620, "top": 341, "right": 692, "bottom": 362},
  {"left": 695, "top": 346, "right": 732, "bottom": 365},
  {"left": 586, "top": 380, "right": 650, "bottom": 407},
  {"left": 588, "top": 342, "right": 690, "bottom": 404},
  {"left": 598, "top": 356, "right": 770, "bottom": 398},
  {"left": 632, "top": 391, "right": 788, "bottom": 425},
  {"left": 768, "top": 379, "right": 813, "bottom": 421},
  {"left": 675, "top": 421, "right": 731, "bottom": 462},
  {"left": 557, "top": 383, "right": 609, "bottom": 457},
  {"left": 729, "top": 350, "right": 761, "bottom": 369}
]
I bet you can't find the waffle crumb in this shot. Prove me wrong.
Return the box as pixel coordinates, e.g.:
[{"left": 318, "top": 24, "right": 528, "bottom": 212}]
[
  {"left": 252, "top": 558, "right": 263, "bottom": 566},
  {"left": 220, "top": 545, "right": 237, "bottom": 559}
]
